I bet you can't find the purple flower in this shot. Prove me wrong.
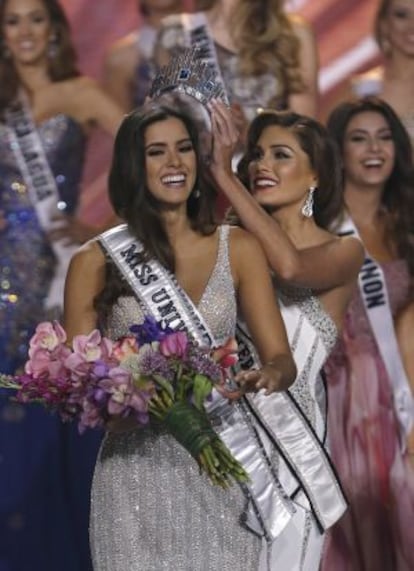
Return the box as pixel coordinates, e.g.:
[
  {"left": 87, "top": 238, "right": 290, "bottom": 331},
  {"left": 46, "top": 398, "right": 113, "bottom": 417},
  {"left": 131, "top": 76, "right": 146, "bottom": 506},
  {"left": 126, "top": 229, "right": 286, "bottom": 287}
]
[
  {"left": 138, "top": 349, "right": 175, "bottom": 382},
  {"left": 186, "top": 351, "right": 222, "bottom": 383},
  {"left": 159, "top": 332, "right": 188, "bottom": 358},
  {"left": 130, "top": 316, "right": 171, "bottom": 345}
]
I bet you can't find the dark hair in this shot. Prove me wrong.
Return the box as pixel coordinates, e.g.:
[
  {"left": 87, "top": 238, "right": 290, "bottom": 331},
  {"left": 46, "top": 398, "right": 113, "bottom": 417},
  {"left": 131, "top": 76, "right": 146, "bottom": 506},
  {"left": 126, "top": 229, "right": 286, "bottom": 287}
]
[
  {"left": 109, "top": 99, "right": 217, "bottom": 269},
  {"left": 327, "top": 96, "right": 414, "bottom": 279},
  {"left": 236, "top": 110, "right": 343, "bottom": 229},
  {"left": 95, "top": 98, "right": 218, "bottom": 320},
  {"left": 374, "top": 0, "right": 391, "bottom": 53},
  {"left": 0, "top": 0, "right": 79, "bottom": 113}
]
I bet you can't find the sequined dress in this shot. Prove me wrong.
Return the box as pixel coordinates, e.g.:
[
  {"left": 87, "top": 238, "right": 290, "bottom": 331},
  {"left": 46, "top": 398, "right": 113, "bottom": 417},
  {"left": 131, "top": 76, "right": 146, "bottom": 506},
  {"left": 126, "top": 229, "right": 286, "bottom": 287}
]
[
  {"left": 157, "top": 13, "right": 287, "bottom": 123},
  {"left": 90, "top": 226, "right": 260, "bottom": 571},
  {"left": 0, "top": 114, "right": 99, "bottom": 571},
  {"left": 322, "top": 260, "right": 414, "bottom": 571}
]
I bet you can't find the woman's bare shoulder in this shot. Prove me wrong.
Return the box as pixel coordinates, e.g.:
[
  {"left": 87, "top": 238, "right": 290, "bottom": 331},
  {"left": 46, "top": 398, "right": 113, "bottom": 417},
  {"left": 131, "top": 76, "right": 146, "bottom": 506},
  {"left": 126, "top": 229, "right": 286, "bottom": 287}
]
[
  {"left": 227, "top": 225, "right": 266, "bottom": 258},
  {"left": 69, "top": 239, "right": 106, "bottom": 274}
]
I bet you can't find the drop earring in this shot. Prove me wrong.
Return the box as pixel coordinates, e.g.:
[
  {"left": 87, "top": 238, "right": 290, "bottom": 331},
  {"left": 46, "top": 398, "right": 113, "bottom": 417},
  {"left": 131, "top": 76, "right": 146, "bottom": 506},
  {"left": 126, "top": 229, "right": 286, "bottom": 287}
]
[
  {"left": 301, "top": 186, "right": 316, "bottom": 218},
  {"left": 193, "top": 189, "right": 201, "bottom": 199}
]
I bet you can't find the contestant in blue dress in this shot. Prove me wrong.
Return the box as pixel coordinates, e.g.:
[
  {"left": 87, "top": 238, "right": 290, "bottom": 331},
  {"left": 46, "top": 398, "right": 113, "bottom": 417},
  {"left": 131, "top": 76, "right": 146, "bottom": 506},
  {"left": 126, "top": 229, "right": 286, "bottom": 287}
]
[{"left": 0, "top": 0, "right": 123, "bottom": 569}]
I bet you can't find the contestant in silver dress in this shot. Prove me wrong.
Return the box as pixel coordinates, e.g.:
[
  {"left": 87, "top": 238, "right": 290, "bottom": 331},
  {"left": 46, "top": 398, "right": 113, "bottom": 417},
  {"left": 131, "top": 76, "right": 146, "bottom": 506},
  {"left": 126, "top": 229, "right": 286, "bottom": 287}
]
[
  {"left": 209, "top": 102, "right": 364, "bottom": 569},
  {"left": 63, "top": 96, "right": 297, "bottom": 570}
]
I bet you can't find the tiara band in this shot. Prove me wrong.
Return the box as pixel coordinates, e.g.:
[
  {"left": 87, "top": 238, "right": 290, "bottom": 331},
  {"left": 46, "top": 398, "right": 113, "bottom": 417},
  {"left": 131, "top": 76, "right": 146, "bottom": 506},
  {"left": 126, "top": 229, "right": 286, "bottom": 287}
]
[{"left": 149, "top": 46, "right": 229, "bottom": 106}]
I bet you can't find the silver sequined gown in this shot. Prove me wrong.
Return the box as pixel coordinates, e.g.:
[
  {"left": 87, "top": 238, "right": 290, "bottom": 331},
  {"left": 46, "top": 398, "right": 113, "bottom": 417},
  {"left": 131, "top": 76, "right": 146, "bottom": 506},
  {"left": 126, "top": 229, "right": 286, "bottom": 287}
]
[{"left": 90, "top": 226, "right": 261, "bottom": 571}]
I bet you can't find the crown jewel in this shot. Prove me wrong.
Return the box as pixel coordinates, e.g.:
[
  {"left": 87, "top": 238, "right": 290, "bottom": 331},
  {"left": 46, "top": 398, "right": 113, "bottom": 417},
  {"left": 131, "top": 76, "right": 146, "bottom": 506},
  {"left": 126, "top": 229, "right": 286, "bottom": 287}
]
[{"left": 149, "top": 47, "right": 229, "bottom": 106}]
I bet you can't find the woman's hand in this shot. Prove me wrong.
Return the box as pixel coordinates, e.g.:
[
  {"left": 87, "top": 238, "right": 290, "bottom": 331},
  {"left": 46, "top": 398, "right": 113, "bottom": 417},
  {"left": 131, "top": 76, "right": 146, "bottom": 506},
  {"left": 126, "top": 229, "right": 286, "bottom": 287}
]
[
  {"left": 220, "top": 362, "right": 291, "bottom": 401},
  {"left": 208, "top": 99, "right": 239, "bottom": 178},
  {"left": 230, "top": 102, "right": 249, "bottom": 147},
  {"left": 236, "top": 363, "right": 284, "bottom": 396}
]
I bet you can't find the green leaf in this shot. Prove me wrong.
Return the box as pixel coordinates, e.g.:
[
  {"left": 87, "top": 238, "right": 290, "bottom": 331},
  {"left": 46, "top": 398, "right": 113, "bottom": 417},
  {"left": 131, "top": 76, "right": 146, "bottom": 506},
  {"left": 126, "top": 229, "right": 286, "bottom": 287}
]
[{"left": 193, "top": 374, "right": 213, "bottom": 411}]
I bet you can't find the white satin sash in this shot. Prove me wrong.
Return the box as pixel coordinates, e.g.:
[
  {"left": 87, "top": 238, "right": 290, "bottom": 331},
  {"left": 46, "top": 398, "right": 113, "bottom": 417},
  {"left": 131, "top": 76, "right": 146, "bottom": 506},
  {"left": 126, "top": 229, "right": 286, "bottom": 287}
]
[
  {"left": 336, "top": 215, "right": 414, "bottom": 449},
  {"left": 99, "top": 224, "right": 297, "bottom": 541},
  {"left": 237, "top": 306, "right": 347, "bottom": 533},
  {"left": 5, "top": 94, "right": 78, "bottom": 310}
]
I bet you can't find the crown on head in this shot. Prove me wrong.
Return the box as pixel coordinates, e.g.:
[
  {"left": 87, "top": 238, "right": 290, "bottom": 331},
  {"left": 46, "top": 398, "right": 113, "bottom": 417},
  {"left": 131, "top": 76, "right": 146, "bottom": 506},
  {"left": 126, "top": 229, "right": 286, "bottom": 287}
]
[{"left": 149, "top": 46, "right": 229, "bottom": 106}]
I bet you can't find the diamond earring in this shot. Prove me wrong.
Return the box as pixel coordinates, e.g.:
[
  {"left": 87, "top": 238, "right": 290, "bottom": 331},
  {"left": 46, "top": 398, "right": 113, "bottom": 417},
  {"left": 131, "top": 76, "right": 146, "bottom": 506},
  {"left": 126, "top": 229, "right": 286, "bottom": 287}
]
[{"left": 301, "top": 186, "right": 316, "bottom": 218}]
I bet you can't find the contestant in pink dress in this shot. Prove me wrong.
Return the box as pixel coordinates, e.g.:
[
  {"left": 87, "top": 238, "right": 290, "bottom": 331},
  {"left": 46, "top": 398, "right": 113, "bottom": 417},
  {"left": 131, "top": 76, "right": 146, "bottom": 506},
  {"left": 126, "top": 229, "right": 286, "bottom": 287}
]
[{"left": 322, "top": 97, "right": 414, "bottom": 571}]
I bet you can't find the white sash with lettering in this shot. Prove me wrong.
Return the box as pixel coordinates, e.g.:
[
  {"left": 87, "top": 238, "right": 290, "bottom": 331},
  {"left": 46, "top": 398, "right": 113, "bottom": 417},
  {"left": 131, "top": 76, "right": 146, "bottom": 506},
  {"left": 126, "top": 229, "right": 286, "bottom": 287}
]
[
  {"left": 180, "top": 12, "right": 229, "bottom": 105},
  {"left": 236, "top": 314, "right": 347, "bottom": 533},
  {"left": 336, "top": 215, "right": 414, "bottom": 449},
  {"left": 99, "top": 224, "right": 298, "bottom": 543},
  {"left": 5, "top": 94, "right": 78, "bottom": 310}
]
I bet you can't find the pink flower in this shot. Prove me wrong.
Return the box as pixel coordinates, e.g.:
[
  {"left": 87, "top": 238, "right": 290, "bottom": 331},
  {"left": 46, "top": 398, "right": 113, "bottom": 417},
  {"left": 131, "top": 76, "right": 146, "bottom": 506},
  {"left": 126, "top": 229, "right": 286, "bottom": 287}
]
[
  {"left": 112, "top": 336, "right": 139, "bottom": 362},
  {"left": 99, "top": 367, "right": 134, "bottom": 416},
  {"left": 72, "top": 330, "right": 113, "bottom": 363},
  {"left": 64, "top": 352, "right": 93, "bottom": 379},
  {"left": 159, "top": 332, "right": 188, "bottom": 358},
  {"left": 212, "top": 337, "right": 239, "bottom": 369},
  {"left": 24, "top": 344, "right": 71, "bottom": 379},
  {"left": 28, "top": 321, "right": 67, "bottom": 355}
]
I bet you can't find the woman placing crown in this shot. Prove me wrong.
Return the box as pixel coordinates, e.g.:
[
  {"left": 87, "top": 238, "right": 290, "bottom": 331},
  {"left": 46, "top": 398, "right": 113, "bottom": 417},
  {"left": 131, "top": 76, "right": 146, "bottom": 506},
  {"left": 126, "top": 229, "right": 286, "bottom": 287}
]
[{"left": 206, "top": 99, "right": 365, "bottom": 569}]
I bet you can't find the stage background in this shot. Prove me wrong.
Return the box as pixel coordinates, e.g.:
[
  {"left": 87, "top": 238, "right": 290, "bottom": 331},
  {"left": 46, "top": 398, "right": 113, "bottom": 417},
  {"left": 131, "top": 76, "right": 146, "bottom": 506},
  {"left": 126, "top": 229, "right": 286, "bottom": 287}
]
[{"left": 61, "top": 0, "right": 382, "bottom": 221}]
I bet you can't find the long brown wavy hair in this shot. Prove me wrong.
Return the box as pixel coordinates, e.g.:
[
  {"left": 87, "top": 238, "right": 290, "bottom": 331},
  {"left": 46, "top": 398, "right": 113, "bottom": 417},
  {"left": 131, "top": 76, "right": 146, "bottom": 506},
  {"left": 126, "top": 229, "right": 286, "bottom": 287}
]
[
  {"left": 326, "top": 97, "right": 414, "bottom": 280},
  {"left": 95, "top": 97, "right": 218, "bottom": 320},
  {"left": 197, "top": 0, "right": 304, "bottom": 95},
  {"left": 0, "top": 0, "right": 79, "bottom": 113}
]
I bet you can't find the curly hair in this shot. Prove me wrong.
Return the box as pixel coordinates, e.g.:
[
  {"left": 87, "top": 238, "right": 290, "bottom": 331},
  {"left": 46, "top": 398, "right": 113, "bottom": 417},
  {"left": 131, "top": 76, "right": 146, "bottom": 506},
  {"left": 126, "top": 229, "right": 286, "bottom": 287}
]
[
  {"left": 235, "top": 110, "right": 343, "bottom": 230},
  {"left": 95, "top": 96, "right": 218, "bottom": 321},
  {"left": 0, "top": 0, "right": 79, "bottom": 113},
  {"left": 197, "top": 0, "right": 304, "bottom": 96},
  {"left": 326, "top": 97, "right": 414, "bottom": 279}
]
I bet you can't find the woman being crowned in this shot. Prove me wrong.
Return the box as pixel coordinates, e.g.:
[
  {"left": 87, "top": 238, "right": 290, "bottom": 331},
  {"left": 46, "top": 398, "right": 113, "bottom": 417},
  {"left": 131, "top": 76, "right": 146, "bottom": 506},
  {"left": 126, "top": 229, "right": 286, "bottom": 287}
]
[{"left": 64, "top": 50, "right": 346, "bottom": 570}]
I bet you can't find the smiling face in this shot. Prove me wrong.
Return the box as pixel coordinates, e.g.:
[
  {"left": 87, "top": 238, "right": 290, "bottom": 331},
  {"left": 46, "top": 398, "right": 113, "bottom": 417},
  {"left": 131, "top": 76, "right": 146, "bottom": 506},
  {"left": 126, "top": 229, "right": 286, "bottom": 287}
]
[
  {"left": 342, "top": 111, "right": 395, "bottom": 188},
  {"left": 2, "top": 0, "right": 52, "bottom": 66},
  {"left": 248, "top": 125, "right": 317, "bottom": 212},
  {"left": 383, "top": 0, "right": 414, "bottom": 57},
  {"left": 144, "top": 115, "right": 197, "bottom": 207}
]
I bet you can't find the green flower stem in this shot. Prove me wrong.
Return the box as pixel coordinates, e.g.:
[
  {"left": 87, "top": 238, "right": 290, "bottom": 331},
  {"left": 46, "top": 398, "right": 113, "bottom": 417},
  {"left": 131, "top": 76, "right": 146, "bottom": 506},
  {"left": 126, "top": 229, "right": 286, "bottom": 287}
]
[{"left": 158, "top": 400, "right": 249, "bottom": 487}]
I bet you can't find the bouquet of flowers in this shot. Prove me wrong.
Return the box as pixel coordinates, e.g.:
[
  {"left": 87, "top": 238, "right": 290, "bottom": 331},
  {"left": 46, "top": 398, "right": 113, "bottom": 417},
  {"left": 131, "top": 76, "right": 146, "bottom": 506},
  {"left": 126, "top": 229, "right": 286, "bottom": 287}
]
[{"left": 0, "top": 317, "right": 248, "bottom": 488}]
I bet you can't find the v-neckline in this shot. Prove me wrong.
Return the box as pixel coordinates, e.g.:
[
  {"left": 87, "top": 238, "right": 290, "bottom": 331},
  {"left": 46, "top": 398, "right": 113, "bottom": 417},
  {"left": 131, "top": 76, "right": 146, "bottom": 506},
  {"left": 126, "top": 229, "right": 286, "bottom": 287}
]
[{"left": 178, "top": 226, "right": 223, "bottom": 309}]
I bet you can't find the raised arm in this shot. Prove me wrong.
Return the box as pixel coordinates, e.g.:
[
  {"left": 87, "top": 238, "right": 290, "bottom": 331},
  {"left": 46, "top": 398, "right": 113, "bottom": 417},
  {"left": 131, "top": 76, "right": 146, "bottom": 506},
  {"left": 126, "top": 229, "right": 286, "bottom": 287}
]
[
  {"left": 68, "top": 77, "right": 125, "bottom": 136},
  {"left": 287, "top": 15, "right": 319, "bottom": 118},
  {"left": 230, "top": 228, "right": 297, "bottom": 393},
  {"left": 102, "top": 34, "right": 139, "bottom": 112},
  {"left": 209, "top": 100, "right": 364, "bottom": 291},
  {"left": 63, "top": 241, "right": 106, "bottom": 342}
]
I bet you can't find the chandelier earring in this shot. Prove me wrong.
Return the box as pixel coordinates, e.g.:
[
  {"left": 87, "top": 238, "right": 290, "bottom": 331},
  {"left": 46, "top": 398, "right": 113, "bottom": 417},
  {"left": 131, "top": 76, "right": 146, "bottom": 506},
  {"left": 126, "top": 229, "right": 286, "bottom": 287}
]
[{"left": 301, "top": 186, "right": 316, "bottom": 218}]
